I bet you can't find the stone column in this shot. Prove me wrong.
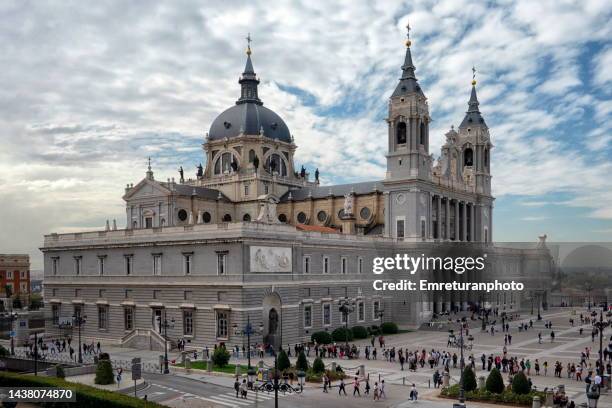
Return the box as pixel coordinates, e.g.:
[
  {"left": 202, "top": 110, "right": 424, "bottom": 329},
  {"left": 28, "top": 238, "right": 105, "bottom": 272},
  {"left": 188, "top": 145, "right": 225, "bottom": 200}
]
[
  {"left": 454, "top": 200, "right": 459, "bottom": 241},
  {"left": 383, "top": 192, "right": 391, "bottom": 237},
  {"left": 445, "top": 198, "right": 450, "bottom": 240},
  {"left": 436, "top": 195, "right": 442, "bottom": 240},
  {"left": 462, "top": 202, "right": 467, "bottom": 241},
  {"left": 470, "top": 204, "right": 475, "bottom": 242}
]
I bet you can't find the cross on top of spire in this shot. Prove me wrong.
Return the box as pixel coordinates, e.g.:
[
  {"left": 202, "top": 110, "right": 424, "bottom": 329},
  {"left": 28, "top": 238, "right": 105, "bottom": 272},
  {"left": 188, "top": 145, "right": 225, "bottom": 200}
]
[
  {"left": 147, "top": 156, "right": 151, "bottom": 171},
  {"left": 472, "top": 65, "right": 477, "bottom": 86},
  {"left": 246, "top": 33, "right": 252, "bottom": 55},
  {"left": 405, "top": 21, "right": 412, "bottom": 47}
]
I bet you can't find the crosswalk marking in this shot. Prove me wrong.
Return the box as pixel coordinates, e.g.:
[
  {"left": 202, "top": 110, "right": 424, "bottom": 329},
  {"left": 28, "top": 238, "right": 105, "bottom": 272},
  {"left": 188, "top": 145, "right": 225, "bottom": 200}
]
[{"left": 206, "top": 395, "right": 252, "bottom": 406}]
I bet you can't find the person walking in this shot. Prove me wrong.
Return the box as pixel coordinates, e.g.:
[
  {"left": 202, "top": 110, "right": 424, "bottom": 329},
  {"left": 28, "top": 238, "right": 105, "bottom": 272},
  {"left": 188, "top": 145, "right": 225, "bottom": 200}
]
[
  {"left": 323, "top": 373, "right": 329, "bottom": 393},
  {"left": 364, "top": 378, "right": 370, "bottom": 396},
  {"left": 240, "top": 379, "right": 248, "bottom": 399},
  {"left": 373, "top": 382, "right": 380, "bottom": 401},
  {"left": 234, "top": 377, "right": 240, "bottom": 398},
  {"left": 352, "top": 377, "right": 361, "bottom": 397},
  {"left": 410, "top": 383, "right": 418, "bottom": 401},
  {"left": 338, "top": 378, "right": 347, "bottom": 396},
  {"left": 379, "top": 379, "right": 387, "bottom": 399}
]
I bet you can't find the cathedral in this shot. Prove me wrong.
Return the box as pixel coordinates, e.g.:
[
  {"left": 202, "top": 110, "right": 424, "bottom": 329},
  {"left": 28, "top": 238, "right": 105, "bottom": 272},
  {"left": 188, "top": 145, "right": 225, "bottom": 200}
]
[{"left": 41, "top": 29, "right": 549, "bottom": 351}]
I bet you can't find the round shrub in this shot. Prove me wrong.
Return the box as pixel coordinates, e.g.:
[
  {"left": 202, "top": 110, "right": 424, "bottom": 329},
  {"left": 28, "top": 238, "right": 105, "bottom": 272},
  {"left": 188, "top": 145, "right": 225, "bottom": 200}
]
[
  {"left": 462, "top": 366, "right": 477, "bottom": 392},
  {"left": 369, "top": 325, "right": 381, "bottom": 335},
  {"left": 485, "top": 368, "right": 504, "bottom": 394},
  {"left": 212, "top": 345, "right": 231, "bottom": 368},
  {"left": 277, "top": 350, "right": 290, "bottom": 372},
  {"left": 94, "top": 359, "right": 114, "bottom": 385},
  {"left": 55, "top": 365, "right": 65, "bottom": 379},
  {"left": 311, "top": 331, "right": 333, "bottom": 345},
  {"left": 332, "top": 327, "right": 354, "bottom": 342},
  {"left": 312, "top": 357, "right": 325, "bottom": 374},
  {"left": 295, "top": 351, "right": 308, "bottom": 371},
  {"left": 380, "top": 322, "right": 398, "bottom": 334},
  {"left": 351, "top": 326, "right": 368, "bottom": 339},
  {"left": 511, "top": 371, "right": 530, "bottom": 395}
]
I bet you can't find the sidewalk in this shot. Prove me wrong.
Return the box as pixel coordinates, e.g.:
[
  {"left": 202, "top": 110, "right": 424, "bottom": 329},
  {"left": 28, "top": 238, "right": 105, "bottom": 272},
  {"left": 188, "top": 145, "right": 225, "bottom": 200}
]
[{"left": 66, "top": 371, "right": 146, "bottom": 393}]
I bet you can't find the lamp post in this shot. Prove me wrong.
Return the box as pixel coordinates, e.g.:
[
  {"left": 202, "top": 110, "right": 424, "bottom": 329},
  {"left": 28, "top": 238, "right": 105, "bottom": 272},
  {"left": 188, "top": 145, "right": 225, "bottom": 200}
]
[
  {"left": 232, "top": 316, "right": 263, "bottom": 370},
  {"left": 157, "top": 314, "right": 175, "bottom": 374},
  {"left": 338, "top": 297, "right": 356, "bottom": 347},
  {"left": 586, "top": 284, "right": 593, "bottom": 312},
  {"left": 1, "top": 312, "right": 18, "bottom": 355},
  {"left": 72, "top": 314, "right": 87, "bottom": 364},
  {"left": 592, "top": 309, "right": 611, "bottom": 376},
  {"left": 453, "top": 317, "right": 467, "bottom": 408}
]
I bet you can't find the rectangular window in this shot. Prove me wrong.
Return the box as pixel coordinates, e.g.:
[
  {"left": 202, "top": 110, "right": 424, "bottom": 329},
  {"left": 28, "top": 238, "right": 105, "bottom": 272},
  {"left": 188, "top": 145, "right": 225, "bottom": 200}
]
[
  {"left": 145, "top": 217, "right": 153, "bottom": 228},
  {"left": 73, "top": 304, "right": 82, "bottom": 320},
  {"left": 323, "top": 256, "right": 329, "bottom": 274},
  {"left": 20, "top": 282, "right": 28, "bottom": 293},
  {"left": 358, "top": 301, "right": 365, "bottom": 322},
  {"left": 98, "top": 306, "right": 108, "bottom": 330},
  {"left": 217, "top": 252, "right": 227, "bottom": 275},
  {"left": 74, "top": 257, "right": 81, "bottom": 275},
  {"left": 421, "top": 219, "right": 427, "bottom": 240},
  {"left": 97, "top": 257, "right": 105, "bottom": 275},
  {"left": 304, "top": 304, "right": 312, "bottom": 328},
  {"left": 216, "top": 311, "right": 228, "bottom": 339},
  {"left": 153, "top": 290, "right": 160, "bottom": 299},
  {"left": 124, "top": 307, "right": 134, "bottom": 330},
  {"left": 183, "top": 254, "right": 193, "bottom": 275},
  {"left": 6, "top": 271, "right": 12, "bottom": 279},
  {"left": 358, "top": 257, "right": 363, "bottom": 274},
  {"left": 264, "top": 183, "right": 269, "bottom": 194},
  {"left": 184, "top": 290, "right": 192, "bottom": 301},
  {"left": 52, "top": 288, "right": 57, "bottom": 297},
  {"left": 341, "top": 257, "right": 348, "bottom": 274},
  {"left": 125, "top": 289, "right": 132, "bottom": 299},
  {"left": 125, "top": 255, "right": 133, "bottom": 275},
  {"left": 373, "top": 300, "right": 381, "bottom": 320},
  {"left": 152, "top": 254, "right": 162, "bottom": 275},
  {"left": 244, "top": 184, "right": 249, "bottom": 196},
  {"left": 52, "top": 304, "right": 60, "bottom": 325},
  {"left": 303, "top": 256, "right": 310, "bottom": 274},
  {"left": 98, "top": 289, "right": 105, "bottom": 298},
  {"left": 183, "top": 310, "right": 194, "bottom": 336},
  {"left": 52, "top": 258, "right": 59, "bottom": 275},
  {"left": 74, "top": 289, "right": 81, "bottom": 298},
  {"left": 322, "top": 303, "right": 331, "bottom": 326},
  {"left": 396, "top": 219, "right": 405, "bottom": 240},
  {"left": 20, "top": 271, "right": 26, "bottom": 279}
]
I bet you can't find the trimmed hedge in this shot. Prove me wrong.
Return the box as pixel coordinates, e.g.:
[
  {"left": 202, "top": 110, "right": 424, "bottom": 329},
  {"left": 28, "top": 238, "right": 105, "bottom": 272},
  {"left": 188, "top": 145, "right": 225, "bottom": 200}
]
[
  {"left": 312, "top": 357, "right": 325, "bottom": 374},
  {"left": 212, "top": 345, "right": 231, "bottom": 368},
  {"left": 332, "top": 327, "right": 354, "bottom": 342},
  {"left": 0, "top": 371, "right": 166, "bottom": 407},
  {"left": 369, "top": 325, "right": 381, "bottom": 335},
  {"left": 351, "top": 325, "right": 368, "bottom": 339},
  {"left": 311, "top": 331, "right": 333, "bottom": 345},
  {"left": 441, "top": 384, "right": 545, "bottom": 406},
  {"left": 95, "top": 359, "right": 114, "bottom": 385},
  {"left": 296, "top": 351, "right": 309, "bottom": 371},
  {"left": 485, "top": 368, "right": 505, "bottom": 394},
  {"left": 462, "top": 366, "right": 477, "bottom": 392},
  {"left": 277, "top": 350, "right": 290, "bottom": 372},
  {"left": 380, "top": 322, "right": 399, "bottom": 334},
  {"left": 512, "top": 371, "right": 530, "bottom": 395}
]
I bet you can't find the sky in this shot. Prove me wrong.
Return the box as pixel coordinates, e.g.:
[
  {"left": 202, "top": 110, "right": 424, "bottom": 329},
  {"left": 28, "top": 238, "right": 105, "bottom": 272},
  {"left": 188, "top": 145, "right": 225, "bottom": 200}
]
[{"left": 0, "top": 0, "right": 611, "bottom": 270}]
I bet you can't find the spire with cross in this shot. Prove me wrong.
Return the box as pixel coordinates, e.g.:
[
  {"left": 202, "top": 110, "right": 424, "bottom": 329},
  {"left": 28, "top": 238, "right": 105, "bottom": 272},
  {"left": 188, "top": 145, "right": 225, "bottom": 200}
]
[
  {"left": 246, "top": 32, "right": 252, "bottom": 55},
  {"left": 405, "top": 21, "right": 412, "bottom": 47},
  {"left": 146, "top": 156, "right": 154, "bottom": 180},
  {"left": 472, "top": 65, "right": 477, "bottom": 86}
]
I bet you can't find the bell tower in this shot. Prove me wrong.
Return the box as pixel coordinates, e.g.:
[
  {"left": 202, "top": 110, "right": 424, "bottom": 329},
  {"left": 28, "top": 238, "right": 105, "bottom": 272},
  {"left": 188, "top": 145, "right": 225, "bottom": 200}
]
[{"left": 386, "top": 24, "right": 432, "bottom": 181}]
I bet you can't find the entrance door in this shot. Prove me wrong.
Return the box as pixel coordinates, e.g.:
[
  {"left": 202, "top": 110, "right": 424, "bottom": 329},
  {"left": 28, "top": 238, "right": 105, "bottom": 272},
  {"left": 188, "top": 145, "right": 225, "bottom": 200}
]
[{"left": 152, "top": 309, "right": 162, "bottom": 333}]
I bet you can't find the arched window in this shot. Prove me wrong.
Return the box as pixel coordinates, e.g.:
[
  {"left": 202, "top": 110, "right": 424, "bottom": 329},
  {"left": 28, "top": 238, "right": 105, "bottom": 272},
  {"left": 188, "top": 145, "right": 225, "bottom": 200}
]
[
  {"left": 464, "top": 148, "right": 474, "bottom": 167},
  {"left": 243, "top": 214, "right": 251, "bottom": 222},
  {"left": 248, "top": 149, "right": 256, "bottom": 163},
  {"left": 419, "top": 122, "right": 425, "bottom": 145},
  {"left": 214, "top": 152, "right": 236, "bottom": 175},
  {"left": 396, "top": 122, "right": 407, "bottom": 145},
  {"left": 484, "top": 148, "right": 489, "bottom": 169},
  {"left": 222, "top": 214, "right": 232, "bottom": 222},
  {"left": 265, "top": 153, "right": 287, "bottom": 176}
]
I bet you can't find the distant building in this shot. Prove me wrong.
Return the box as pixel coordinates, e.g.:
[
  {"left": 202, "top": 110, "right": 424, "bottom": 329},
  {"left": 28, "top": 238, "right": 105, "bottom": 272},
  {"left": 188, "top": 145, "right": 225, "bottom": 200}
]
[{"left": 0, "top": 254, "right": 31, "bottom": 310}]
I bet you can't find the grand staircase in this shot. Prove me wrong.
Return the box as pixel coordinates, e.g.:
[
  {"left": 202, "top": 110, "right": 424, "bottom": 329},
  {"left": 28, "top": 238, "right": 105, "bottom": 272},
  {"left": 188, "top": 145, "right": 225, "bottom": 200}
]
[{"left": 121, "top": 328, "right": 172, "bottom": 351}]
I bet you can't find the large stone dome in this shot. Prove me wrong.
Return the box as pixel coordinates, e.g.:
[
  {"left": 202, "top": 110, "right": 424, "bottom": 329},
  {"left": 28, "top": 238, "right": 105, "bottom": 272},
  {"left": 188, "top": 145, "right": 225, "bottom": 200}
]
[{"left": 208, "top": 102, "right": 291, "bottom": 142}]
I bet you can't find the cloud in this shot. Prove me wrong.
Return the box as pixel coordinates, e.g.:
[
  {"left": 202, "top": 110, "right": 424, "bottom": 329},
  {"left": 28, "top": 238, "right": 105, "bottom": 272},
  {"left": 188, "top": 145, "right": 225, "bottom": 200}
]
[{"left": 1, "top": 0, "right": 611, "bottom": 269}]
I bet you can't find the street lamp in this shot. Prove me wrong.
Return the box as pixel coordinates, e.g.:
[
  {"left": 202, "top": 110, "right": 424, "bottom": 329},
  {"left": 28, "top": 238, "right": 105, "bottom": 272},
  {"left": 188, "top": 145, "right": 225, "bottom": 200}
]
[
  {"left": 232, "top": 316, "right": 264, "bottom": 370},
  {"left": 157, "top": 314, "right": 175, "bottom": 374},
  {"left": 592, "top": 309, "right": 611, "bottom": 376},
  {"left": 72, "top": 314, "right": 87, "bottom": 364},
  {"left": 453, "top": 317, "right": 468, "bottom": 408},
  {"left": 1, "top": 312, "right": 18, "bottom": 355},
  {"left": 338, "top": 297, "right": 356, "bottom": 347},
  {"left": 585, "top": 284, "right": 593, "bottom": 311}
]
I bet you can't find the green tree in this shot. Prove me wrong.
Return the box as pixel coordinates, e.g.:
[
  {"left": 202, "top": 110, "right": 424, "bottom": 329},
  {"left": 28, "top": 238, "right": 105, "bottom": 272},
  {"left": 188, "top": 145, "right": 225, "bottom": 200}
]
[
  {"left": 94, "top": 359, "right": 114, "bottom": 385},
  {"left": 311, "top": 331, "right": 333, "bottom": 344},
  {"left": 295, "top": 351, "right": 308, "bottom": 371},
  {"left": 462, "top": 366, "right": 477, "bottom": 392},
  {"left": 332, "top": 327, "right": 353, "bottom": 342},
  {"left": 351, "top": 326, "right": 368, "bottom": 339},
  {"left": 380, "top": 322, "right": 398, "bottom": 334},
  {"left": 511, "top": 371, "right": 530, "bottom": 395},
  {"left": 212, "top": 345, "right": 231, "bottom": 368},
  {"left": 0, "top": 345, "right": 9, "bottom": 357},
  {"left": 29, "top": 293, "right": 43, "bottom": 310},
  {"left": 312, "top": 357, "right": 325, "bottom": 374},
  {"left": 277, "top": 350, "right": 290, "bottom": 372},
  {"left": 485, "top": 368, "right": 505, "bottom": 394}
]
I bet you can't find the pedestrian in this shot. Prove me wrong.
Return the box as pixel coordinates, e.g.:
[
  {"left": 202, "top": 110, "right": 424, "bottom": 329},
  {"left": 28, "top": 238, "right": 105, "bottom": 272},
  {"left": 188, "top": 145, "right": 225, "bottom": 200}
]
[
  {"left": 240, "top": 379, "right": 248, "bottom": 399},
  {"left": 116, "top": 368, "right": 122, "bottom": 388},
  {"left": 364, "top": 379, "right": 370, "bottom": 396},
  {"left": 538, "top": 332, "right": 542, "bottom": 344},
  {"left": 373, "top": 382, "right": 380, "bottom": 401},
  {"left": 410, "top": 383, "right": 418, "bottom": 401},
  {"left": 338, "top": 378, "right": 347, "bottom": 396},
  {"left": 234, "top": 377, "right": 240, "bottom": 398},
  {"left": 353, "top": 377, "right": 361, "bottom": 397},
  {"left": 96, "top": 341, "right": 100, "bottom": 353},
  {"left": 380, "top": 380, "right": 386, "bottom": 399}
]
